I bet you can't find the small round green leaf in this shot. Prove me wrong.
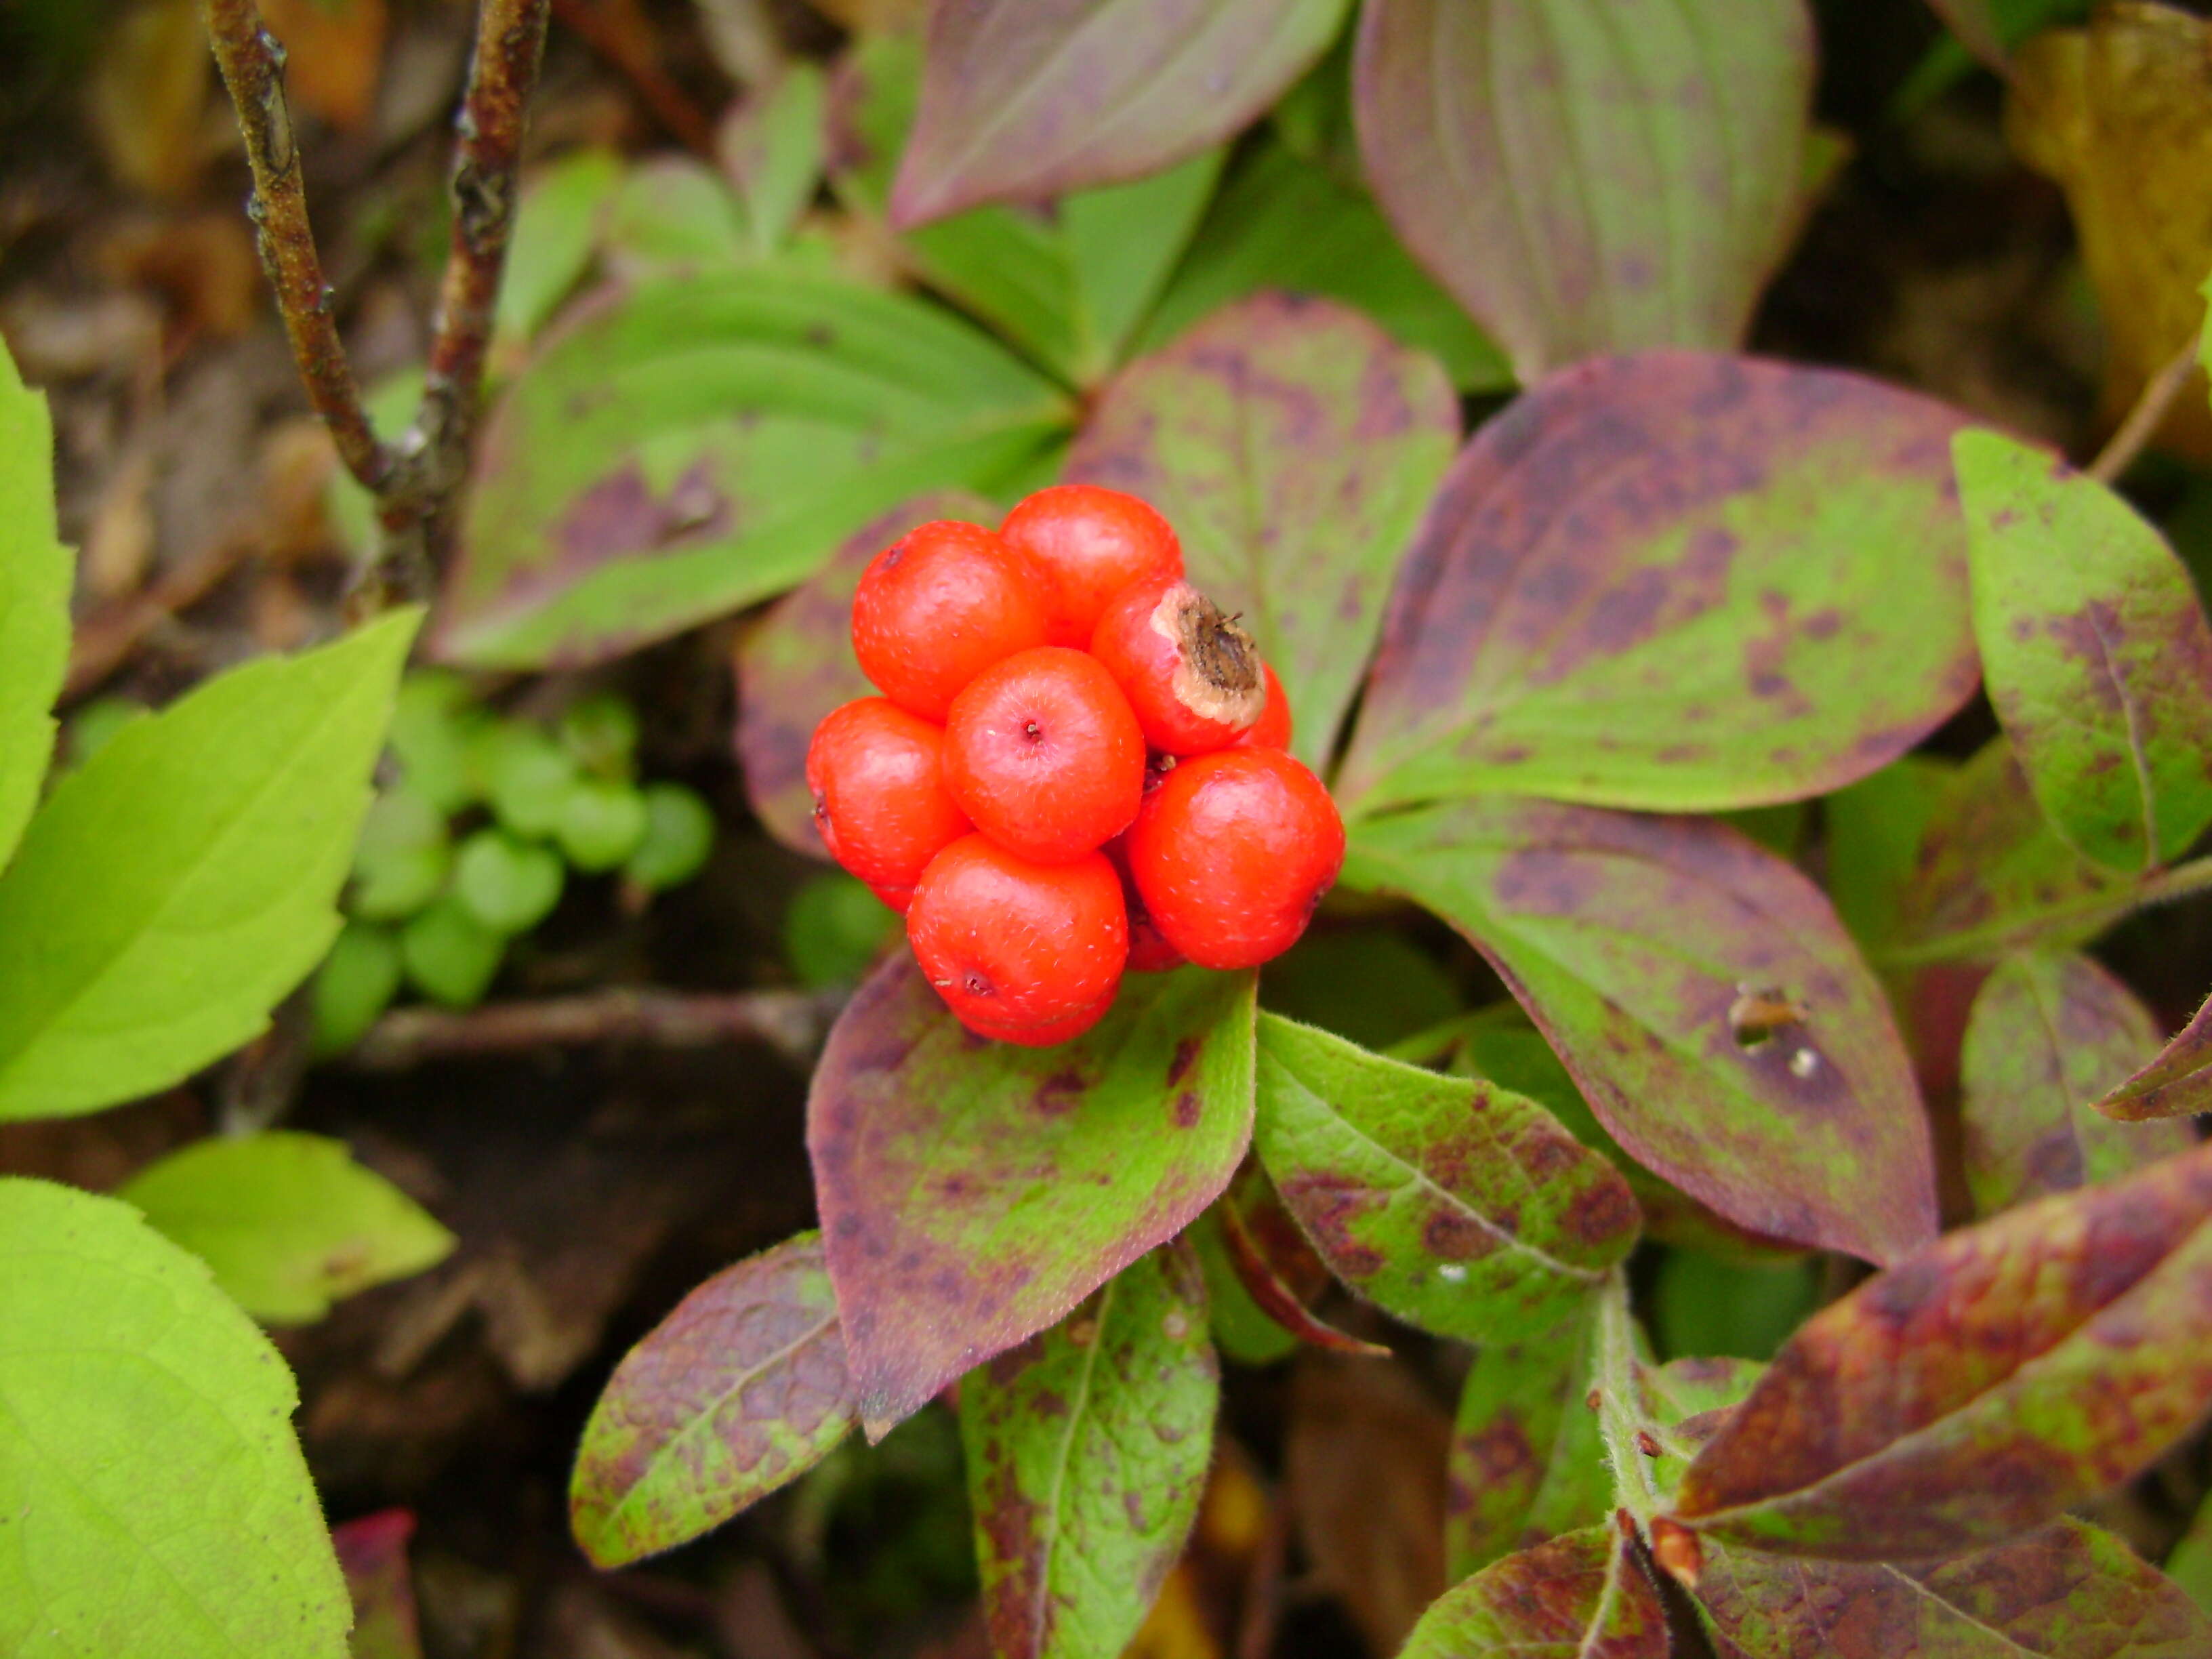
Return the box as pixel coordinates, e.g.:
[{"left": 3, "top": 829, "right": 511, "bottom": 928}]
[
  {"left": 311, "top": 922, "right": 403, "bottom": 1057},
  {"left": 401, "top": 897, "right": 505, "bottom": 1008},
  {"left": 454, "top": 828, "right": 566, "bottom": 935},
  {"left": 624, "top": 782, "right": 718, "bottom": 891},
  {"left": 554, "top": 779, "right": 649, "bottom": 873}
]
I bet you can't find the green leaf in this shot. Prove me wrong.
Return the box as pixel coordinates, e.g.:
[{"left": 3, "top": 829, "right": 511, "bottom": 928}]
[
  {"left": 1337, "top": 353, "right": 1979, "bottom": 817},
  {"left": 453, "top": 827, "right": 565, "bottom": 935},
  {"left": 0, "top": 1176, "right": 350, "bottom": 1658},
  {"left": 1877, "top": 737, "right": 2151, "bottom": 966},
  {"left": 1652, "top": 1250, "right": 1818, "bottom": 1364},
  {"left": 1059, "top": 150, "right": 1225, "bottom": 375},
  {"left": 496, "top": 146, "right": 623, "bottom": 348},
  {"left": 1344, "top": 797, "right": 1938, "bottom": 1265},
  {"left": 722, "top": 63, "right": 827, "bottom": 258},
  {"left": 119, "top": 1130, "right": 456, "bottom": 1324},
  {"left": 571, "top": 1231, "right": 857, "bottom": 1568},
  {"left": 960, "top": 1246, "right": 1218, "bottom": 1659},
  {"left": 1134, "top": 136, "right": 1512, "bottom": 391},
  {"left": 887, "top": 0, "right": 1348, "bottom": 226},
  {"left": 1259, "top": 927, "right": 1462, "bottom": 1052},
  {"left": 1691, "top": 1519, "right": 2212, "bottom": 1659},
  {"left": 1252, "top": 1012, "right": 1638, "bottom": 1343},
  {"left": 1188, "top": 1205, "right": 1298, "bottom": 1366},
  {"left": 436, "top": 272, "right": 1071, "bottom": 668},
  {"left": 0, "top": 611, "right": 418, "bottom": 1121},
  {"left": 312, "top": 920, "right": 402, "bottom": 1057},
  {"left": 1353, "top": 0, "right": 1812, "bottom": 379},
  {"left": 1955, "top": 428, "right": 2212, "bottom": 869},
  {"left": 810, "top": 956, "right": 1256, "bottom": 1437},
  {"left": 1066, "top": 292, "right": 1457, "bottom": 771},
  {"left": 1206, "top": 1161, "right": 1385, "bottom": 1358},
  {"left": 1823, "top": 754, "right": 1954, "bottom": 950},
  {"left": 1959, "top": 951, "right": 2193, "bottom": 1214},
  {"left": 1446, "top": 1296, "right": 1610, "bottom": 1579},
  {"left": 735, "top": 491, "right": 995, "bottom": 854},
  {"left": 2097, "top": 985, "right": 2212, "bottom": 1122},
  {"left": 600, "top": 158, "right": 750, "bottom": 280},
  {"left": 1666, "top": 1139, "right": 2212, "bottom": 1561},
  {"left": 399, "top": 897, "right": 504, "bottom": 1009},
  {"left": 0, "top": 337, "right": 74, "bottom": 873},
  {"left": 2171, "top": 1486, "right": 2212, "bottom": 1617},
  {"left": 1400, "top": 1525, "right": 1668, "bottom": 1659}
]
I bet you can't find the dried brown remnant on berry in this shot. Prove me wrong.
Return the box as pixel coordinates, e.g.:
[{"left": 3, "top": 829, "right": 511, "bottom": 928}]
[{"left": 1148, "top": 583, "right": 1265, "bottom": 730}]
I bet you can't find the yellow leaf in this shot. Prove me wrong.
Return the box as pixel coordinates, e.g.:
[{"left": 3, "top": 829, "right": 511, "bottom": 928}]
[{"left": 2007, "top": 1, "right": 2212, "bottom": 463}]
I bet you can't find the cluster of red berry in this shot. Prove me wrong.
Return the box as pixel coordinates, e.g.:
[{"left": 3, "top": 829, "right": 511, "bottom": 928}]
[{"left": 805, "top": 485, "right": 1346, "bottom": 1045}]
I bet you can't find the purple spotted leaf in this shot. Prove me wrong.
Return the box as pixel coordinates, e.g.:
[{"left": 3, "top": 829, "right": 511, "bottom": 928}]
[
  {"left": 1353, "top": 0, "right": 1814, "bottom": 380},
  {"left": 1343, "top": 798, "right": 1938, "bottom": 1265},
  {"left": 1400, "top": 1525, "right": 1670, "bottom": 1659},
  {"left": 433, "top": 273, "right": 1069, "bottom": 668},
  {"left": 888, "top": 0, "right": 1348, "bottom": 228},
  {"left": 1336, "top": 354, "right": 1980, "bottom": 817},
  {"left": 959, "top": 1244, "right": 1218, "bottom": 1659},
  {"left": 811, "top": 956, "right": 1256, "bottom": 1439},
  {"left": 1877, "top": 739, "right": 2152, "bottom": 968},
  {"left": 1213, "top": 1169, "right": 1387, "bottom": 1357},
  {"left": 2098, "top": 987, "right": 2212, "bottom": 1122},
  {"left": 1664, "top": 1139, "right": 2212, "bottom": 1562},
  {"left": 1065, "top": 293, "right": 1458, "bottom": 772},
  {"left": 569, "top": 1231, "right": 855, "bottom": 1567},
  {"left": 1955, "top": 430, "right": 2212, "bottom": 871},
  {"left": 1691, "top": 1520, "right": 2212, "bottom": 1659},
  {"left": 1251, "top": 1012, "right": 1640, "bottom": 1345},
  {"left": 331, "top": 1510, "right": 424, "bottom": 1659},
  {"left": 1447, "top": 1296, "right": 1610, "bottom": 1579},
  {"left": 733, "top": 491, "right": 994, "bottom": 856},
  {"left": 1960, "top": 952, "right": 2193, "bottom": 1216}
]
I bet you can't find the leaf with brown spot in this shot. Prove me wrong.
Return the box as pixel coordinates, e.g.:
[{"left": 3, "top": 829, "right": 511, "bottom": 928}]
[
  {"left": 1212, "top": 1167, "right": 1387, "bottom": 1357},
  {"left": 887, "top": 0, "right": 1348, "bottom": 228},
  {"left": 569, "top": 1232, "right": 855, "bottom": 1567},
  {"left": 1447, "top": 1295, "right": 1610, "bottom": 1579},
  {"left": 2098, "top": 986, "right": 2212, "bottom": 1122},
  {"left": 436, "top": 273, "right": 1071, "bottom": 668},
  {"left": 1665, "top": 1139, "right": 2212, "bottom": 1561},
  {"left": 959, "top": 1245, "right": 1218, "bottom": 1659},
  {"left": 732, "top": 491, "right": 993, "bottom": 856},
  {"left": 1877, "top": 738, "right": 2152, "bottom": 968},
  {"left": 2007, "top": 4, "right": 2212, "bottom": 464},
  {"left": 1690, "top": 1519, "right": 2212, "bottom": 1658},
  {"left": 1344, "top": 798, "right": 1938, "bottom": 1265},
  {"left": 1956, "top": 430, "right": 2212, "bottom": 872},
  {"left": 1065, "top": 293, "right": 1458, "bottom": 771},
  {"left": 811, "top": 956, "right": 1256, "bottom": 1437},
  {"left": 1252, "top": 1012, "right": 1639, "bottom": 1344},
  {"left": 1336, "top": 353, "right": 1980, "bottom": 817},
  {"left": 1960, "top": 951, "right": 2194, "bottom": 1216},
  {"left": 1353, "top": 0, "right": 1813, "bottom": 380},
  {"left": 1399, "top": 1525, "right": 1669, "bottom": 1659}
]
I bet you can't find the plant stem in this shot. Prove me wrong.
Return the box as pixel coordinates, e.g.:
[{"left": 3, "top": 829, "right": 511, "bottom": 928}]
[
  {"left": 201, "top": 0, "right": 393, "bottom": 497},
  {"left": 345, "top": 987, "right": 845, "bottom": 1070},
  {"left": 2089, "top": 335, "right": 2203, "bottom": 485}
]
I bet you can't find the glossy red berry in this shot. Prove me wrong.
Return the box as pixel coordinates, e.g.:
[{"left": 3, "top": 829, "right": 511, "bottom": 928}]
[
  {"left": 1104, "top": 834, "right": 1185, "bottom": 973},
  {"left": 907, "top": 835, "right": 1127, "bottom": 1036},
  {"left": 851, "top": 521, "right": 1052, "bottom": 720},
  {"left": 1124, "top": 749, "right": 1344, "bottom": 970},
  {"left": 1235, "top": 662, "right": 1293, "bottom": 751},
  {"left": 871, "top": 882, "right": 916, "bottom": 916},
  {"left": 1000, "top": 485, "right": 1186, "bottom": 647},
  {"left": 804, "top": 698, "right": 971, "bottom": 890},
  {"left": 958, "top": 988, "right": 1115, "bottom": 1047},
  {"left": 942, "top": 647, "right": 1146, "bottom": 864},
  {"left": 1090, "top": 579, "right": 1265, "bottom": 755}
]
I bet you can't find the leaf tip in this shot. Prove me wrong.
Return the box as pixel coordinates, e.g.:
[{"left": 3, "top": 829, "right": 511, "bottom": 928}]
[{"left": 1648, "top": 1515, "right": 1702, "bottom": 1586}]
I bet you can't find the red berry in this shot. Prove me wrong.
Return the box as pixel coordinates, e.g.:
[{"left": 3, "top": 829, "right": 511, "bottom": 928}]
[
  {"left": 1104, "top": 834, "right": 1186, "bottom": 973},
  {"left": 958, "top": 988, "right": 1115, "bottom": 1047},
  {"left": 871, "top": 882, "right": 915, "bottom": 916},
  {"left": 1000, "top": 485, "right": 1185, "bottom": 647},
  {"left": 942, "top": 647, "right": 1146, "bottom": 864},
  {"left": 1090, "top": 579, "right": 1265, "bottom": 755},
  {"left": 907, "top": 835, "right": 1127, "bottom": 1033},
  {"left": 1235, "top": 662, "right": 1294, "bottom": 751},
  {"left": 1125, "top": 749, "right": 1344, "bottom": 970},
  {"left": 851, "top": 521, "right": 1052, "bottom": 720},
  {"left": 804, "top": 698, "right": 971, "bottom": 890}
]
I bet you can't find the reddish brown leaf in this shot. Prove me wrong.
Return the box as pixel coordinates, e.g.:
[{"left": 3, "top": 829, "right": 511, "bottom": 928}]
[
  {"left": 332, "top": 1509, "right": 424, "bottom": 1659},
  {"left": 888, "top": 0, "right": 1348, "bottom": 226},
  {"left": 1214, "top": 1173, "right": 1387, "bottom": 1357},
  {"left": 1345, "top": 798, "right": 1938, "bottom": 1266},
  {"left": 2098, "top": 986, "right": 2212, "bottom": 1123},
  {"left": 1336, "top": 352, "right": 1980, "bottom": 817},
  {"left": 569, "top": 1233, "right": 855, "bottom": 1567},
  {"left": 1959, "top": 952, "right": 2193, "bottom": 1215},
  {"left": 1353, "top": 0, "right": 1814, "bottom": 380},
  {"left": 1667, "top": 1140, "right": 2212, "bottom": 1561},
  {"left": 1400, "top": 1525, "right": 1670, "bottom": 1659},
  {"left": 811, "top": 956, "right": 1256, "bottom": 1437},
  {"left": 732, "top": 491, "right": 994, "bottom": 856},
  {"left": 1694, "top": 1519, "right": 2212, "bottom": 1658}
]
